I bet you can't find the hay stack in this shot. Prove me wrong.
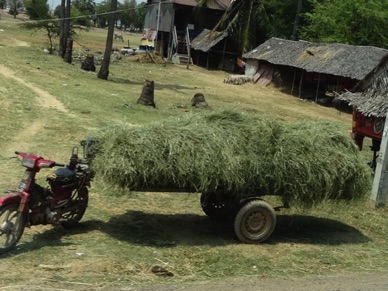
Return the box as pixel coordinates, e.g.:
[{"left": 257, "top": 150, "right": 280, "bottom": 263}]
[{"left": 89, "top": 110, "right": 371, "bottom": 206}]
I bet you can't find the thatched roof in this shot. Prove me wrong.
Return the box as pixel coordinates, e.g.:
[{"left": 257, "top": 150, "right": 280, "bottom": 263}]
[
  {"left": 338, "top": 68, "right": 388, "bottom": 117},
  {"left": 242, "top": 37, "right": 388, "bottom": 80},
  {"left": 191, "top": 29, "right": 228, "bottom": 52}
]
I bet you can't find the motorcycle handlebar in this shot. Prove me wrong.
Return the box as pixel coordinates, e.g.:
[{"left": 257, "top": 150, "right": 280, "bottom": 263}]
[{"left": 14, "top": 151, "right": 65, "bottom": 168}]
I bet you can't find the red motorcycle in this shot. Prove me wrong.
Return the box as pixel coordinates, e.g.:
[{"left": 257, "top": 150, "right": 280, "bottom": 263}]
[{"left": 0, "top": 141, "right": 93, "bottom": 254}]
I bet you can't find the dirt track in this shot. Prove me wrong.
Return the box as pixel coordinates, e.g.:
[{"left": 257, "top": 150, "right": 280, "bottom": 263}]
[
  {"left": 137, "top": 273, "right": 388, "bottom": 291},
  {"left": 3, "top": 272, "right": 388, "bottom": 290}
]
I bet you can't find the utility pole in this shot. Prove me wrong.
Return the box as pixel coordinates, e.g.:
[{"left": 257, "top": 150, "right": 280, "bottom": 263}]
[
  {"left": 371, "top": 112, "right": 388, "bottom": 207},
  {"left": 155, "top": 0, "right": 161, "bottom": 53}
]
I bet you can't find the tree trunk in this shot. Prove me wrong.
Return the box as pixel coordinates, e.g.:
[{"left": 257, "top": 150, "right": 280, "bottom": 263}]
[
  {"left": 291, "top": 0, "right": 303, "bottom": 40},
  {"left": 64, "top": 38, "right": 73, "bottom": 64},
  {"left": 98, "top": 0, "right": 117, "bottom": 80},
  {"left": 137, "top": 80, "right": 155, "bottom": 107},
  {"left": 59, "top": 0, "right": 66, "bottom": 58},
  {"left": 63, "top": 0, "right": 71, "bottom": 61}
]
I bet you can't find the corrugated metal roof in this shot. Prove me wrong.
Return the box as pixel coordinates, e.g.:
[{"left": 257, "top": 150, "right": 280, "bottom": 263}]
[
  {"left": 147, "top": 0, "right": 230, "bottom": 10},
  {"left": 172, "top": 0, "right": 230, "bottom": 10},
  {"left": 243, "top": 37, "right": 388, "bottom": 80},
  {"left": 191, "top": 29, "right": 228, "bottom": 52}
]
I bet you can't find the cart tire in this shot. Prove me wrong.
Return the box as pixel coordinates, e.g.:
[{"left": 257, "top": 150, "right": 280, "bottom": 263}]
[
  {"left": 234, "top": 199, "right": 276, "bottom": 243},
  {"left": 200, "top": 192, "right": 231, "bottom": 220}
]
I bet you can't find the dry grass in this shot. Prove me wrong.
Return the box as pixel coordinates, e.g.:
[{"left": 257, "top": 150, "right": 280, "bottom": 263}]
[
  {"left": 0, "top": 11, "right": 387, "bottom": 290},
  {"left": 91, "top": 110, "right": 371, "bottom": 206}
]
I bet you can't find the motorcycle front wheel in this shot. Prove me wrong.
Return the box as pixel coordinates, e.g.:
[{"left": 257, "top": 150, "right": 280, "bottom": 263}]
[
  {"left": 59, "top": 187, "right": 89, "bottom": 228},
  {"left": 0, "top": 204, "right": 26, "bottom": 254}
]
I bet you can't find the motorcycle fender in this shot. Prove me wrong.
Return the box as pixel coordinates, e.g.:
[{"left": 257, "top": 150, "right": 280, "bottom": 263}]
[{"left": 0, "top": 192, "right": 22, "bottom": 206}]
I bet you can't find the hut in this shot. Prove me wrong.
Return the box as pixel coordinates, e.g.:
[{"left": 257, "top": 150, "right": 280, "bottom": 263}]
[
  {"left": 143, "top": 0, "right": 237, "bottom": 70},
  {"left": 242, "top": 37, "right": 388, "bottom": 104},
  {"left": 190, "top": 29, "right": 233, "bottom": 71}
]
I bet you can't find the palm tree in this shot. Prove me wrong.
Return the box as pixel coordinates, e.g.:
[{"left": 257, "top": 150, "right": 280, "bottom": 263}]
[
  {"left": 98, "top": 0, "right": 118, "bottom": 80},
  {"left": 198, "top": 0, "right": 270, "bottom": 54}
]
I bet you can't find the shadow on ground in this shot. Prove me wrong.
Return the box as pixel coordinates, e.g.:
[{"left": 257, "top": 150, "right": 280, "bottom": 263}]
[
  {"left": 5, "top": 211, "right": 370, "bottom": 256},
  {"left": 109, "top": 77, "right": 199, "bottom": 93}
]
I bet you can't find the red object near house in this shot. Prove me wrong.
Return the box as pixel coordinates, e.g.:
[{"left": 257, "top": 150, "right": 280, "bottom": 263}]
[{"left": 352, "top": 108, "right": 385, "bottom": 169}]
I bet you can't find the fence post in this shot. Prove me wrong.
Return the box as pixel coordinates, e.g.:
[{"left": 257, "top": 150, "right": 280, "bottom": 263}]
[{"left": 371, "top": 112, "right": 388, "bottom": 207}]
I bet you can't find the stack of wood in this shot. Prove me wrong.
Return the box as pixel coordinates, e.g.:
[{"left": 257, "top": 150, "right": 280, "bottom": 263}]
[{"left": 223, "top": 75, "right": 252, "bottom": 85}]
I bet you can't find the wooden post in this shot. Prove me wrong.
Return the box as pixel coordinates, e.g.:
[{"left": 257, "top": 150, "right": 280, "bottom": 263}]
[
  {"left": 371, "top": 111, "right": 388, "bottom": 207},
  {"left": 336, "top": 77, "right": 340, "bottom": 92},
  {"left": 298, "top": 70, "right": 304, "bottom": 98},
  {"left": 221, "top": 39, "right": 227, "bottom": 71},
  {"left": 291, "top": 68, "right": 297, "bottom": 95},
  {"left": 186, "top": 27, "right": 191, "bottom": 70},
  {"left": 315, "top": 73, "right": 321, "bottom": 103}
]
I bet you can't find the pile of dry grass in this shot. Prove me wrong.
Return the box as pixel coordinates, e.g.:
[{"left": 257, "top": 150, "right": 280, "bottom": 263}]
[
  {"left": 89, "top": 110, "right": 371, "bottom": 206},
  {"left": 127, "top": 52, "right": 166, "bottom": 64}
]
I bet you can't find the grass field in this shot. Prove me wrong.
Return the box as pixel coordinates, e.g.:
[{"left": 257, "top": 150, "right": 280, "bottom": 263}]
[{"left": 0, "top": 11, "right": 387, "bottom": 290}]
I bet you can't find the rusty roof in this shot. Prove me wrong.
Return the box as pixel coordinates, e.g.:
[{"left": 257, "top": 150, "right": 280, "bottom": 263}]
[
  {"left": 147, "top": 0, "right": 230, "bottom": 10},
  {"left": 173, "top": 0, "right": 230, "bottom": 10},
  {"left": 191, "top": 29, "right": 228, "bottom": 52},
  {"left": 243, "top": 37, "right": 388, "bottom": 80}
]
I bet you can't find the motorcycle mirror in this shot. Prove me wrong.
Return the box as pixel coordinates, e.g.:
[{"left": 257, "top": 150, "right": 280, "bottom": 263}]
[{"left": 72, "top": 147, "right": 79, "bottom": 156}]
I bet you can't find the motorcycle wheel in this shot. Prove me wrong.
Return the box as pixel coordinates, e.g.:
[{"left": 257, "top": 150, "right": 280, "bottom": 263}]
[
  {"left": 59, "top": 187, "right": 89, "bottom": 228},
  {"left": 0, "top": 204, "right": 26, "bottom": 254}
]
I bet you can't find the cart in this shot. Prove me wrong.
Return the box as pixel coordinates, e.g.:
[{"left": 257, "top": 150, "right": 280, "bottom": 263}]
[
  {"left": 199, "top": 191, "right": 278, "bottom": 243},
  {"left": 132, "top": 187, "right": 280, "bottom": 244}
]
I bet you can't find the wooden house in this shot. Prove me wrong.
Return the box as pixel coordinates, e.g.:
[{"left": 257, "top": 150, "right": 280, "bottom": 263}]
[{"left": 143, "top": 0, "right": 236, "bottom": 70}]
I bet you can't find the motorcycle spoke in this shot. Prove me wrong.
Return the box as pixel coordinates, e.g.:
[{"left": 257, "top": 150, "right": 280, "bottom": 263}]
[{"left": 0, "top": 204, "right": 25, "bottom": 253}]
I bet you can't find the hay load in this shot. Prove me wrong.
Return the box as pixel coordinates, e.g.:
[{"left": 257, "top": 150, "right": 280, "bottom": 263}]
[{"left": 89, "top": 110, "right": 371, "bottom": 206}]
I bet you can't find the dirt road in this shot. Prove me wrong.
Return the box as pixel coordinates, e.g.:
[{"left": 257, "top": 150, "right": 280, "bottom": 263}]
[{"left": 137, "top": 273, "right": 388, "bottom": 291}]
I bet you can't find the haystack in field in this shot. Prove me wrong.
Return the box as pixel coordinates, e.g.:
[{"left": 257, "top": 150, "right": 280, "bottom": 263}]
[{"left": 89, "top": 110, "right": 371, "bottom": 206}]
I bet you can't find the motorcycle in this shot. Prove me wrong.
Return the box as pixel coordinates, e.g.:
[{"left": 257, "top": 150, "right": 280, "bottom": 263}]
[{"left": 0, "top": 141, "right": 93, "bottom": 254}]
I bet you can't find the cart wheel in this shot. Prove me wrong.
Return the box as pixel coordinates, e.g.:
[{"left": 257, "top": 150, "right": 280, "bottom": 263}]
[
  {"left": 200, "top": 192, "right": 231, "bottom": 220},
  {"left": 234, "top": 199, "right": 276, "bottom": 243}
]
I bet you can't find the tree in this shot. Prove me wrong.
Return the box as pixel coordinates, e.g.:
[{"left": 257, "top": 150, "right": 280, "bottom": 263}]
[
  {"left": 133, "top": 2, "right": 146, "bottom": 30},
  {"left": 0, "top": 0, "right": 6, "bottom": 9},
  {"left": 8, "top": 0, "right": 22, "bottom": 18},
  {"left": 72, "top": 0, "right": 95, "bottom": 26},
  {"left": 261, "top": 0, "right": 299, "bottom": 40},
  {"left": 24, "top": 0, "right": 50, "bottom": 20},
  {"left": 98, "top": 0, "right": 117, "bottom": 80},
  {"left": 95, "top": 1, "right": 111, "bottom": 28},
  {"left": 300, "top": 0, "right": 388, "bottom": 48},
  {"left": 291, "top": 0, "right": 304, "bottom": 40},
  {"left": 73, "top": 0, "right": 95, "bottom": 14},
  {"left": 118, "top": 0, "right": 136, "bottom": 30},
  {"left": 19, "top": 20, "right": 59, "bottom": 53}
]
